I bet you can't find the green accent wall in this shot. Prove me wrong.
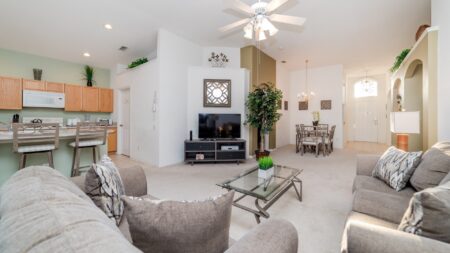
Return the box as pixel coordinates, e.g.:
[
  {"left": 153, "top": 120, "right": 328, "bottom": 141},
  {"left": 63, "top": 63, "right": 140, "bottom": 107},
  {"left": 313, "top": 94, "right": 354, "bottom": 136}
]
[{"left": 0, "top": 48, "right": 111, "bottom": 185}]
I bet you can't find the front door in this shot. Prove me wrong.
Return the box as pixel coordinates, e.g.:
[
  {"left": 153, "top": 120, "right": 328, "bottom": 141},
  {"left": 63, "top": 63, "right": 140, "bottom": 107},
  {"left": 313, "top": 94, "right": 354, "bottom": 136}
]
[
  {"left": 354, "top": 97, "right": 378, "bottom": 142},
  {"left": 120, "top": 89, "right": 131, "bottom": 156}
]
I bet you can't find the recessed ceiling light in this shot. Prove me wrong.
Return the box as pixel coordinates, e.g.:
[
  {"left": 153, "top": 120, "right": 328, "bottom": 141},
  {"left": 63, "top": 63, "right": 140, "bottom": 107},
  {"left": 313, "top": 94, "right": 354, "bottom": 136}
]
[
  {"left": 104, "top": 24, "right": 112, "bottom": 30},
  {"left": 83, "top": 52, "right": 90, "bottom": 57}
]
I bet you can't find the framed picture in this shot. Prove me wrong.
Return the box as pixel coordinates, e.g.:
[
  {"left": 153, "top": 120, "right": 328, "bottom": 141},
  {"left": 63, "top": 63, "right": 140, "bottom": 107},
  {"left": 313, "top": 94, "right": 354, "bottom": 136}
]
[
  {"left": 298, "top": 101, "right": 308, "bottom": 110},
  {"left": 203, "top": 79, "right": 231, "bottom": 107},
  {"left": 321, "top": 100, "right": 332, "bottom": 110},
  {"left": 284, "top": 101, "right": 288, "bottom": 110}
]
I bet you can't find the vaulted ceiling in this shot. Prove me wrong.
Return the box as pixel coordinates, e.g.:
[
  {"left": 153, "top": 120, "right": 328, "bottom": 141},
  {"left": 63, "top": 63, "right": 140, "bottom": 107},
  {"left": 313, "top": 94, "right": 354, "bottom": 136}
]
[{"left": 0, "top": 0, "right": 430, "bottom": 74}]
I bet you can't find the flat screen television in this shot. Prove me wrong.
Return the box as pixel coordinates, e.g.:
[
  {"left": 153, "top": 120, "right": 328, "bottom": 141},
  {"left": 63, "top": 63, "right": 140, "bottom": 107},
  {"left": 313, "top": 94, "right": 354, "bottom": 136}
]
[{"left": 199, "top": 113, "right": 241, "bottom": 139}]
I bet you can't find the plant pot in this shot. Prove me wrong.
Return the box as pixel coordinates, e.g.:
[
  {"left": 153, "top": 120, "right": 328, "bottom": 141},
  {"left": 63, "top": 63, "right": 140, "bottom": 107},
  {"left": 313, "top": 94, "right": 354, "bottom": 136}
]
[
  {"left": 258, "top": 167, "right": 274, "bottom": 179},
  {"left": 87, "top": 80, "right": 93, "bottom": 87},
  {"left": 312, "top": 121, "right": 319, "bottom": 126},
  {"left": 255, "top": 150, "right": 270, "bottom": 160},
  {"left": 33, "top": 69, "right": 42, "bottom": 81}
]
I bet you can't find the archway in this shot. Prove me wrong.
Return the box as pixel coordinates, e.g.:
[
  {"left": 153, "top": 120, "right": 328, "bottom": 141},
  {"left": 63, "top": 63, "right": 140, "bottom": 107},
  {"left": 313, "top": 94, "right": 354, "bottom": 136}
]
[{"left": 403, "top": 59, "right": 423, "bottom": 151}]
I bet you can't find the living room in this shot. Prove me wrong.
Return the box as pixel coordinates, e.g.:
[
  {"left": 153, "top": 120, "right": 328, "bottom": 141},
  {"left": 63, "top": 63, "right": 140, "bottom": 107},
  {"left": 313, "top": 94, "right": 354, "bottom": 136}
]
[{"left": 0, "top": 0, "right": 450, "bottom": 253}]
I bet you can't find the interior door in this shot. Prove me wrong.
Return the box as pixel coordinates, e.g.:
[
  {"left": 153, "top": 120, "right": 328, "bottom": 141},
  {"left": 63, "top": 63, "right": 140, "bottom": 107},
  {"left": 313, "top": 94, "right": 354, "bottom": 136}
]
[
  {"left": 120, "top": 89, "right": 131, "bottom": 156},
  {"left": 354, "top": 97, "right": 378, "bottom": 142}
]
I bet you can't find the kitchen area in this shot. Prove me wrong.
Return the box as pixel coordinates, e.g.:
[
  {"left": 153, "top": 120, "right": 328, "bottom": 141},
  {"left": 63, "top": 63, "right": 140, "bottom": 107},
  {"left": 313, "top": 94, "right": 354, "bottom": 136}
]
[{"left": 0, "top": 75, "right": 117, "bottom": 185}]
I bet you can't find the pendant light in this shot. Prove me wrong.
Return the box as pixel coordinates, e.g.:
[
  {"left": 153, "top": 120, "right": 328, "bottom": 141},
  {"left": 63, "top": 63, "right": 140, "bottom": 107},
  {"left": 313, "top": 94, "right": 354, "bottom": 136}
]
[{"left": 297, "top": 59, "right": 315, "bottom": 101}]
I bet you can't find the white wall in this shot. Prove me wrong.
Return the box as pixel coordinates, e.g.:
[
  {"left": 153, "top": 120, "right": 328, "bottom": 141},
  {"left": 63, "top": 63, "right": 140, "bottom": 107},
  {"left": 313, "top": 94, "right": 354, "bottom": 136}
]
[
  {"left": 432, "top": 0, "right": 450, "bottom": 141},
  {"left": 114, "top": 60, "right": 159, "bottom": 166},
  {"left": 202, "top": 47, "right": 241, "bottom": 69},
  {"left": 276, "top": 62, "right": 291, "bottom": 148},
  {"left": 157, "top": 29, "right": 203, "bottom": 167},
  {"left": 288, "top": 65, "right": 344, "bottom": 148},
  {"left": 187, "top": 66, "right": 250, "bottom": 155}
]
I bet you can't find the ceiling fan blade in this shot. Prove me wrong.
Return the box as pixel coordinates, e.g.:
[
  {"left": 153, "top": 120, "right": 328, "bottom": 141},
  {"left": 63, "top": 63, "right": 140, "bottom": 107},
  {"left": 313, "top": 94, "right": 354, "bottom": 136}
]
[
  {"left": 266, "top": 0, "right": 290, "bottom": 13},
  {"left": 269, "top": 14, "right": 306, "bottom": 26},
  {"left": 222, "top": 0, "right": 254, "bottom": 15},
  {"left": 219, "top": 18, "right": 251, "bottom": 33}
]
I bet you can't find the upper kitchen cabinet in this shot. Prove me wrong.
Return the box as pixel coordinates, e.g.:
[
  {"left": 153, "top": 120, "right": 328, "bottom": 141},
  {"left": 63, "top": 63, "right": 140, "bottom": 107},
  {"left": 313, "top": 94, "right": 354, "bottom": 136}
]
[
  {"left": 46, "top": 82, "right": 65, "bottom": 93},
  {"left": 99, "top": 88, "right": 113, "bottom": 112},
  {"left": 82, "top": 87, "right": 99, "bottom": 112},
  {"left": 0, "top": 76, "right": 22, "bottom": 110},
  {"left": 22, "top": 79, "right": 46, "bottom": 91},
  {"left": 64, "top": 84, "right": 83, "bottom": 111}
]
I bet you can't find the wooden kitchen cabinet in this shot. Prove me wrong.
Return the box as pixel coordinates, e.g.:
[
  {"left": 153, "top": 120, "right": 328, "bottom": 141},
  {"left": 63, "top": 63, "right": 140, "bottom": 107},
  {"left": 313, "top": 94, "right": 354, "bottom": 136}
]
[
  {"left": 46, "top": 82, "right": 65, "bottom": 93},
  {"left": 82, "top": 87, "right": 99, "bottom": 112},
  {"left": 99, "top": 88, "right": 114, "bottom": 112},
  {"left": 64, "top": 84, "right": 83, "bottom": 111},
  {"left": 108, "top": 127, "right": 117, "bottom": 153},
  {"left": 23, "top": 79, "right": 46, "bottom": 91},
  {"left": 0, "top": 76, "right": 22, "bottom": 110}
]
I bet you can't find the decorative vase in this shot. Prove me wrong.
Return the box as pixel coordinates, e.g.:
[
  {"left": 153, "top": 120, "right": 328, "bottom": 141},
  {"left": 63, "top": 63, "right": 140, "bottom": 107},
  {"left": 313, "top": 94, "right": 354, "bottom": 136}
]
[
  {"left": 258, "top": 167, "right": 274, "bottom": 179},
  {"left": 87, "top": 80, "right": 93, "bottom": 87},
  {"left": 313, "top": 121, "right": 319, "bottom": 126},
  {"left": 33, "top": 69, "right": 42, "bottom": 81}
]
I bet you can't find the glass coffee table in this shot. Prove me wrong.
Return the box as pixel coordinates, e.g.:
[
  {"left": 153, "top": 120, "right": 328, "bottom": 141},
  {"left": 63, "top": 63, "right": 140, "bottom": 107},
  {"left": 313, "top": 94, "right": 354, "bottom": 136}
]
[{"left": 217, "top": 164, "right": 302, "bottom": 223}]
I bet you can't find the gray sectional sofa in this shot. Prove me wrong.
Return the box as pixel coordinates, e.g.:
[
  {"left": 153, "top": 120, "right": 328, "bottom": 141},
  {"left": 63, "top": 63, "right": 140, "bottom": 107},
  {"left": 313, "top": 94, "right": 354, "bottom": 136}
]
[
  {"left": 341, "top": 148, "right": 450, "bottom": 253},
  {"left": 0, "top": 165, "right": 298, "bottom": 253}
]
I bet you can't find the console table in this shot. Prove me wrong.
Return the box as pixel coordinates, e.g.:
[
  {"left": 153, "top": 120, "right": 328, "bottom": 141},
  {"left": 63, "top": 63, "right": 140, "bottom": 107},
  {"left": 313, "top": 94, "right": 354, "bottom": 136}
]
[{"left": 184, "top": 139, "right": 246, "bottom": 165}]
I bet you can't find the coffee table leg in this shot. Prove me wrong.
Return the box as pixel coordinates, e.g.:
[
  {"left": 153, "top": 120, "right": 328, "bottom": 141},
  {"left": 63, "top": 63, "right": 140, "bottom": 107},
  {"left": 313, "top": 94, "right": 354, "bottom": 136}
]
[
  {"left": 292, "top": 177, "right": 303, "bottom": 202},
  {"left": 254, "top": 214, "right": 261, "bottom": 224},
  {"left": 255, "top": 199, "right": 270, "bottom": 224}
]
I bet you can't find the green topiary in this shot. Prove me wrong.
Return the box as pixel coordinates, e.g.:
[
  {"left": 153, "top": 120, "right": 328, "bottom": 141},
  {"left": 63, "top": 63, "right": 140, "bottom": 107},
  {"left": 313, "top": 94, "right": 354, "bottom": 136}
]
[{"left": 390, "top": 49, "right": 411, "bottom": 73}]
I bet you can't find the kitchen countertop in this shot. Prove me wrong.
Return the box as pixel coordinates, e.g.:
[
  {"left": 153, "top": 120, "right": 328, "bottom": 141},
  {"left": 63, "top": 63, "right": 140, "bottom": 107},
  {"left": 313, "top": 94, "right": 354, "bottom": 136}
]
[{"left": 0, "top": 126, "right": 116, "bottom": 144}]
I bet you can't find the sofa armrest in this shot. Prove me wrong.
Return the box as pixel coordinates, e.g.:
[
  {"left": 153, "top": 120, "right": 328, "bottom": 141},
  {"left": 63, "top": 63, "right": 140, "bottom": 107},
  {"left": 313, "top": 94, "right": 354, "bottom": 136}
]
[
  {"left": 356, "top": 155, "right": 380, "bottom": 176},
  {"left": 341, "top": 218, "right": 450, "bottom": 253},
  {"left": 226, "top": 219, "right": 298, "bottom": 253},
  {"left": 70, "top": 165, "right": 147, "bottom": 197}
]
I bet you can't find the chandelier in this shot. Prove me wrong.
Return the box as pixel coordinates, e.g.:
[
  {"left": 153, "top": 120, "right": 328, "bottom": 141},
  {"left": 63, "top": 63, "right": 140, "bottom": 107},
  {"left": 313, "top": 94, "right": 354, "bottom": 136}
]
[{"left": 297, "top": 59, "right": 315, "bottom": 101}]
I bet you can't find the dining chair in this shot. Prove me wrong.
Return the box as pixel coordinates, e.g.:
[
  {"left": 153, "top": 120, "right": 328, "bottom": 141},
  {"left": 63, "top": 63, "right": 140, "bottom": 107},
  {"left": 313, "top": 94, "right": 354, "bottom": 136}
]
[
  {"left": 12, "top": 123, "right": 60, "bottom": 170},
  {"left": 323, "top": 125, "right": 336, "bottom": 155},
  {"left": 70, "top": 122, "right": 107, "bottom": 177},
  {"left": 295, "top": 124, "right": 303, "bottom": 153},
  {"left": 299, "top": 125, "right": 322, "bottom": 157}
]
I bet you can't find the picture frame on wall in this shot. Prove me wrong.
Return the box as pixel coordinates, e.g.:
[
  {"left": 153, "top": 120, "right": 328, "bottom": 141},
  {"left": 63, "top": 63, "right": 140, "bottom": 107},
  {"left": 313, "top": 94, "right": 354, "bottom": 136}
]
[
  {"left": 284, "top": 101, "right": 288, "bottom": 110},
  {"left": 298, "top": 101, "right": 308, "bottom": 110},
  {"left": 321, "top": 100, "right": 332, "bottom": 110},
  {"left": 203, "top": 79, "right": 231, "bottom": 107}
]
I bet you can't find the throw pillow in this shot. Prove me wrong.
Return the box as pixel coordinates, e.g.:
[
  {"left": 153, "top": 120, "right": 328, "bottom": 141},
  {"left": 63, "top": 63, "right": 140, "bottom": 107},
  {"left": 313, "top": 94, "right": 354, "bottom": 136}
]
[
  {"left": 372, "top": 146, "right": 422, "bottom": 191},
  {"left": 410, "top": 142, "right": 450, "bottom": 191},
  {"left": 85, "top": 156, "right": 125, "bottom": 225},
  {"left": 122, "top": 191, "right": 234, "bottom": 253},
  {"left": 398, "top": 181, "right": 450, "bottom": 243}
]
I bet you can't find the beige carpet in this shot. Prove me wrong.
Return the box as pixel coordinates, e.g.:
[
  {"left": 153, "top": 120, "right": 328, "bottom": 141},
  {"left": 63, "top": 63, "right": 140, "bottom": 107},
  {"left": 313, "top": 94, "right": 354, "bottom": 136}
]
[{"left": 112, "top": 143, "right": 385, "bottom": 253}]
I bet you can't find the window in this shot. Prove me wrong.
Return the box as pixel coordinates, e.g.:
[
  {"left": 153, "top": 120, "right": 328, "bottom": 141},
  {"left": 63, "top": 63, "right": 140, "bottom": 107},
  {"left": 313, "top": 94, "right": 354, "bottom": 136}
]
[{"left": 354, "top": 79, "right": 378, "bottom": 98}]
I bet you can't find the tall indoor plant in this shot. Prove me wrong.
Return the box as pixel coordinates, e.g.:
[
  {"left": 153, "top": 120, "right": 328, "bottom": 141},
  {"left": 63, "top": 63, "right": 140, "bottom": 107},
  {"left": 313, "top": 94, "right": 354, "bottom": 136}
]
[
  {"left": 245, "top": 83, "right": 282, "bottom": 159},
  {"left": 82, "top": 65, "right": 95, "bottom": 86}
]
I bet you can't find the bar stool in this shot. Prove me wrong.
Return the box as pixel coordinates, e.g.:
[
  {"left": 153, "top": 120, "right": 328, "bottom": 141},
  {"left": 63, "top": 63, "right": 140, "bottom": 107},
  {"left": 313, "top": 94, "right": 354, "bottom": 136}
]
[
  {"left": 12, "top": 123, "right": 60, "bottom": 170},
  {"left": 70, "top": 122, "right": 107, "bottom": 177}
]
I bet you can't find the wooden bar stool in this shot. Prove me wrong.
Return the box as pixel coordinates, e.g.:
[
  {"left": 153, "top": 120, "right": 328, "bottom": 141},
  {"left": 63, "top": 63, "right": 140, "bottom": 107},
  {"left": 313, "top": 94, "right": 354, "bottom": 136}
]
[
  {"left": 70, "top": 122, "right": 107, "bottom": 177},
  {"left": 12, "top": 123, "right": 60, "bottom": 170}
]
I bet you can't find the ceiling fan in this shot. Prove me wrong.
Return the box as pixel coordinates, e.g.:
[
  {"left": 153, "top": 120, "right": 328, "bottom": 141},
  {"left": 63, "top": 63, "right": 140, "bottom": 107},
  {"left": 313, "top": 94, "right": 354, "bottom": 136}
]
[{"left": 219, "top": 0, "right": 306, "bottom": 41}]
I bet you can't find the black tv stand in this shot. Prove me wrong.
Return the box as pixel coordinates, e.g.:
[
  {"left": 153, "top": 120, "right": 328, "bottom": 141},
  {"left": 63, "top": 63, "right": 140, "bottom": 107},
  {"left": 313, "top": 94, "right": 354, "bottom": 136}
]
[{"left": 184, "top": 139, "right": 246, "bottom": 165}]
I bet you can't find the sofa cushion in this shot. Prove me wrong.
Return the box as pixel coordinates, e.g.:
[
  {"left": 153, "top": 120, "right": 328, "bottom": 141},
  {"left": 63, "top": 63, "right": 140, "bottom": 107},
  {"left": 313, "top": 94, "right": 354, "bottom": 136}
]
[
  {"left": 440, "top": 172, "right": 450, "bottom": 185},
  {"left": 410, "top": 142, "right": 450, "bottom": 191},
  {"left": 0, "top": 166, "right": 140, "bottom": 253},
  {"left": 353, "top": 175, "right": 415, "bottom": 197},
  {"left": 85, "top": 156, "right": 125, "bottom": 225},
  {"left": 372, "top": 146, "right": 422, "bottom": 191},
  {"left": 398, "top": 181, "right": 450, "bottom": 243},
  {"left": 353, "top": 189, "right": 411, "bottom": 223},
  {"left": 122, "top": 191, "right": 234, "bottom": 253}
]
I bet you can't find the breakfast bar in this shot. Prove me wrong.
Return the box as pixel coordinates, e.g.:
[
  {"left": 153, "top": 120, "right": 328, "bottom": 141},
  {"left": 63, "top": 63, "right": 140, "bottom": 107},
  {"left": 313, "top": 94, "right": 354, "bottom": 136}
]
[{"left": 0, "top": 127, "right": 112, "bottom": 185}]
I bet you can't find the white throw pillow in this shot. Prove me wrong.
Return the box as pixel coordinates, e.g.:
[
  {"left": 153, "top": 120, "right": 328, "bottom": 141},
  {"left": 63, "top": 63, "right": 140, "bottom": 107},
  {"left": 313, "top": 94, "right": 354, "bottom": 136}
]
[
  {"left": 85, "top": 156, "right": 125, "bottom": 225},
  {"left": 372, "top": 146, "right": 422, "bottom": 191}
]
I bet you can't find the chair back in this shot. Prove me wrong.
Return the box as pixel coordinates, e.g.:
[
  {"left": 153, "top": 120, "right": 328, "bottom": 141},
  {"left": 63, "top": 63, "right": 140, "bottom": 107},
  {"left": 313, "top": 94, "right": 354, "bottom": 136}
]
[
  {"left": 300, "top": 125, "right": 315, "bottom": 138},
  {"left": 12, "top": 123, "right": 60, "bottom": 152},
  {"left": 329, "top": 125, "right": 336, "bottom": 140},
  {"left": 74, "top": 122, "right": 107, "bottom": 148}
]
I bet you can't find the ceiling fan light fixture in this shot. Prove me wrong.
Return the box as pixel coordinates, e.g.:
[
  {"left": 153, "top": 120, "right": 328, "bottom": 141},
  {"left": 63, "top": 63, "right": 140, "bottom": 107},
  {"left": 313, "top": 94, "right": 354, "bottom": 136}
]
[
  {"left": 243, "top": 23, "right": 253, "bottom": 39},
  {"left": 257, "top": 29, "right": 267, "bottom": 41}
]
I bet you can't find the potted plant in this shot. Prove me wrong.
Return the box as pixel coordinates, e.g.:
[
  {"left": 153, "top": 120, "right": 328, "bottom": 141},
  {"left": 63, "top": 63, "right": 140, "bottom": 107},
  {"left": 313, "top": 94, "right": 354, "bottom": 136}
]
[
  {"left": 312, "top": 111, "right": 320, "bottom": 126},
  {"left": 390, "top": 49, "right": 411, "bottom": 73},
  {"left": 82, "top": 65, "right": 95, "bottom": 87},
  {"left": 258, "top": 156, "right": 274, "bottom": 179},
  {"left": 245, "top": 82, "right": 282, "bottom": 160}
]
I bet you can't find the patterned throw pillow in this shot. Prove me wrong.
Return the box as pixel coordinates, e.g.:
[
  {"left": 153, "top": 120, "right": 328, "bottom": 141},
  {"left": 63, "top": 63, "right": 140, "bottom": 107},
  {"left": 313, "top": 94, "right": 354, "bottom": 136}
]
[
  {"left": 372, "top": 146, "right": 422, "bottom": 191},
  {"left": 398, "top": 181, "right": 450, "bottom": 243},
  {"left": 85, "top": 156, "right": 125, "bottom": 225}
]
